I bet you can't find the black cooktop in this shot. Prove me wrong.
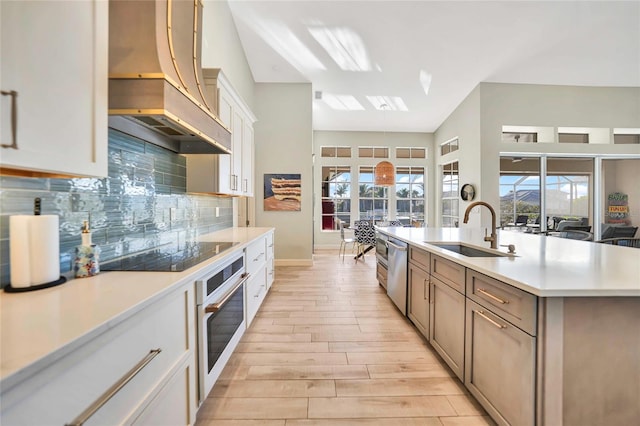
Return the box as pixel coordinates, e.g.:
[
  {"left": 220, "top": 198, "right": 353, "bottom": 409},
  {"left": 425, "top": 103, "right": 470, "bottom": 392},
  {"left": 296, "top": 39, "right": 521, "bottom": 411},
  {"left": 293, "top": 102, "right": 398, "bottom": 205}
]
[{"left": 101, "top": 241, "right": 238, "bottom": 272}]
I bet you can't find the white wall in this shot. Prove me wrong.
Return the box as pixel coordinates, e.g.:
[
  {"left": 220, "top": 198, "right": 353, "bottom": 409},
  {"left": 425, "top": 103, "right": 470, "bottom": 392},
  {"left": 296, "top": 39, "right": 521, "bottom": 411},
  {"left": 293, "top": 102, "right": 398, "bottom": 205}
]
[
  {"left": 435, "top": 83, "right": 640, "bottom": 229},
  {"left": 201, "top": 0, "right": 254, "bottom": 108},
  {"left": 254, "top": 83, "right": 313, "bottom": 264},
  {"left": 313, "top": 131, "right": 434, "bottom": 247},
  {"left": 434, "top": 86, "right": 483, "bottom": 228}
]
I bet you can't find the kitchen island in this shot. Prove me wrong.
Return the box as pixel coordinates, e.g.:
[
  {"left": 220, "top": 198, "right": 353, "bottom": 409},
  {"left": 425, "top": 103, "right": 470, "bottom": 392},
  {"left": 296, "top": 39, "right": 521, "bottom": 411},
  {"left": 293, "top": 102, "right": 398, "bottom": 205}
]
[
  {"left": 377, "top": 226, "right": 640, "bottom": 426},
  {"left": 0, "top": 227, "right": 274, "bottom": 426}
]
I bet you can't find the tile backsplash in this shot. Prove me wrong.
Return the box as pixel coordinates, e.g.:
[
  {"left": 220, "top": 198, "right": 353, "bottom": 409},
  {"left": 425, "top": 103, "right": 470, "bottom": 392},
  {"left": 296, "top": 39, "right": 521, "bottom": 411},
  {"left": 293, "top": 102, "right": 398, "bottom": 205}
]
[{"left": 0, "top": 128, "right": 233, "bottom": 286}]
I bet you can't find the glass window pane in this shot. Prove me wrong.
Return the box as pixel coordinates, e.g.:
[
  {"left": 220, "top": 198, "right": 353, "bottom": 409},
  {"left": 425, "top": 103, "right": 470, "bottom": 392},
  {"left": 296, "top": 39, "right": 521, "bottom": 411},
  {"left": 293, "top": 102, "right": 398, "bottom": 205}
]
[
  {"left": 396, "top": 184, "right": 410, "bottom": 198},
  {"left": 396, "top": 148, "right": 410, "bottom": 158},
  {"left": 336, "top": 147, "right": 351, "bottom": 157},
  {"left": 412, "top": 148, "right": 426, "bottom": 159},
  {"left": 359, "top": 147, "right": 373, "bottom": 157},
  {"left": 321, "top": 147, "right": 335, "bottom": 157},
  {"left": 374, "top": 147, "right": 389, "bottom": 158}
]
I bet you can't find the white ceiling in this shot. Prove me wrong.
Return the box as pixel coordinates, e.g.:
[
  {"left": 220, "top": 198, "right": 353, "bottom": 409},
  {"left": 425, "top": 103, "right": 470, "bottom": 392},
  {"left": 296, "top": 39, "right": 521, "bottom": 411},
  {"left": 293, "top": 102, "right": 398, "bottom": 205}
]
[{"left": 228, "top": 0, "right": 640, "bottom": 133}]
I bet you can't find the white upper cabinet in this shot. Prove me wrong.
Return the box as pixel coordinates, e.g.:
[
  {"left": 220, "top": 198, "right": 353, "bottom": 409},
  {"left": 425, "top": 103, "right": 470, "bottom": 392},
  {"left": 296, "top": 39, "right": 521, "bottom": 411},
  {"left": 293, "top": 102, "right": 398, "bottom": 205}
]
[
  {"left": 188, "top": 69, "right": 255, "bottom": 196},
  {"left": 0, "top": 0, "right": 108, "bottom": 177}
]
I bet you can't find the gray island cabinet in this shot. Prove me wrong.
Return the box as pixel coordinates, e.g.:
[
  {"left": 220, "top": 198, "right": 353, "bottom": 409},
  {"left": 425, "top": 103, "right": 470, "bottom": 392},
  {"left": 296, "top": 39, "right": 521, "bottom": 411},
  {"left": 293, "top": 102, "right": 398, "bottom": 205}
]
[{"left": 379, "top": 227, "right": 640, "bottom": 426}]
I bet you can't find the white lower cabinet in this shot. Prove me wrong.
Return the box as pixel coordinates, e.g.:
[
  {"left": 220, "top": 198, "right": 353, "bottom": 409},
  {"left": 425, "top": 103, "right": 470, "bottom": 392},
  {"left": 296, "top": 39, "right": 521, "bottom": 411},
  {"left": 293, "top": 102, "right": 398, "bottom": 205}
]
[
  {"left": 429, "top": 276, "right": 465, "bottom": 381},
  {"left": 465, "top": 299, "right": 536, "bottom": 426},
  {"left": 266, "top": 230, "right": 275, "bottom": 289},
  {"left": 0, "top": 282, "right": 197, "bottom": 426},
  {"left": 245, "top": 234, "right": 271, "bottom": 326}
]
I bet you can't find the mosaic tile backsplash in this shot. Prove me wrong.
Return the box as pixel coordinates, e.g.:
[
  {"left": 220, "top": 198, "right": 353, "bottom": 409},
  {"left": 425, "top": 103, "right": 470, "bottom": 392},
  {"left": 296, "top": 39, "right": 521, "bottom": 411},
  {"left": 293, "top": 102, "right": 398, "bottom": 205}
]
[{"left": 0, "top": 129, "right": 233, "bottom": 286}]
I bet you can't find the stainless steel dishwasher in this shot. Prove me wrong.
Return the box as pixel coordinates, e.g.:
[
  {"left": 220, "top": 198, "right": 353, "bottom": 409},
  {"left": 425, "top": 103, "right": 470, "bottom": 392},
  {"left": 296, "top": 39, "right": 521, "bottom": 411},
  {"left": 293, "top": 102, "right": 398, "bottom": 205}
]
[{"left": 387, "top": 237, "right": 408, "bottom": 315}]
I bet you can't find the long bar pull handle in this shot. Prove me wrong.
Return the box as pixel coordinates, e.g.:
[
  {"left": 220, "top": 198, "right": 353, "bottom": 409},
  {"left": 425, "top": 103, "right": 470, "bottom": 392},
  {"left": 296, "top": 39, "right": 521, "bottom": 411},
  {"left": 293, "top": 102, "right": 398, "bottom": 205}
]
[
  {"left": 65, "top": 349, "right": 162, "bottom": 426},
  {"left": 423, "top": 278, "right": 428, "bottom": 300},
  {"left": 205, "top": 273, "right": 249, "bottom": 313},
  {"left": 1, "top": 90, "right": 18, "bottom": 149},
  {"left": 477, "top": 288, "right": 509, "bottom": 304},
  {"left": 387, "top": 241, "right": 407, "bottom": 252},
  {"left": 475, "top": 310, "right": 506, "bottom": 329}
]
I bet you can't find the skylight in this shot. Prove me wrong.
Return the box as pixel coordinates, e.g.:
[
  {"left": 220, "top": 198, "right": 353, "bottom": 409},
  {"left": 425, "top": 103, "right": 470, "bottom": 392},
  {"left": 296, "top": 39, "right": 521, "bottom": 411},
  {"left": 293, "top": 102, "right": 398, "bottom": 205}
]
[
  {"left": 419, "top": 70, "right": 432, "bottom": 96},
  {"left": 322, "top": 94, "right": 365, "bottom": 111},
  {"left": 309, "top": 27, "right": 371, "bottom": 72}
]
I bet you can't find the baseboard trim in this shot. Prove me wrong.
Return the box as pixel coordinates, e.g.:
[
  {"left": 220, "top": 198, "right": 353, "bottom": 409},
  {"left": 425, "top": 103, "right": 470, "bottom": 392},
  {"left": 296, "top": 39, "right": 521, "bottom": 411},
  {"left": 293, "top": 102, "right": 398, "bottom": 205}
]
[{"left": 275, "top": 259, "right": 313, "bottom": 267}]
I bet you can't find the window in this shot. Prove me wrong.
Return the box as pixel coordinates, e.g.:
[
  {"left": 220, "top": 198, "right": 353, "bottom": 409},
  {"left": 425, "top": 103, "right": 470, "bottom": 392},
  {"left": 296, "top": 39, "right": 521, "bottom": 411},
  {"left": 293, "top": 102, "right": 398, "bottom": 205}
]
[
  {"left": 396, "top": 167, "right": 425, "bottom": 226},
  {"left": 358, "top": 166, "right": 388, "bottom": 220},
  {"left": 499, "top": 157, "right": 541, "bottom": 228},
  {"left": 502, "top": 132, "right": 538, "bottom": 143},
  {"left": 441, "top": 161, "right": 459, "bottom": 227},
  {"left": 396, "top": 147, "right": 426, "bottom": 159},
  {"left": 358, "top": 147, "right": 389, "bottom": 158},
  {"left": 440, "top": 138, "right": 459, "bottom": 156},
  {"left": 613, "top": 134, "right": 640, "bottom": 144},
  {"left": 558, "top": 133, "right": 589, "bottom": 144},
  {"left": 321, "top": 166, "right": 351, "bottom": 230},
  {"left": 321, "top": 146, "right": 351, "bottom": 157}
]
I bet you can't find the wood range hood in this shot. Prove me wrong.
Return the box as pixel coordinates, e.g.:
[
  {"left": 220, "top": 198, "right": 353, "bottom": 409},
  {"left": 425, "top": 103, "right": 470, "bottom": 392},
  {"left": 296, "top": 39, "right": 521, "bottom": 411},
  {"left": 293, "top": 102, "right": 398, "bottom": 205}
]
[{"left": 108, "top": 0, "right": 231, "bottom": 154}]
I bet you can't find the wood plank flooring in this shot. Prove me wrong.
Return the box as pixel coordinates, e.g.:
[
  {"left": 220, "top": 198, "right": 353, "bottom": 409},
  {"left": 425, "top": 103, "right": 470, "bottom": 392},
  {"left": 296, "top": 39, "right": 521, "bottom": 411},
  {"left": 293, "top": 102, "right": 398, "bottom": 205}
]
[{"left": 196, "top": 249, "right": 494, "bottom": 426}]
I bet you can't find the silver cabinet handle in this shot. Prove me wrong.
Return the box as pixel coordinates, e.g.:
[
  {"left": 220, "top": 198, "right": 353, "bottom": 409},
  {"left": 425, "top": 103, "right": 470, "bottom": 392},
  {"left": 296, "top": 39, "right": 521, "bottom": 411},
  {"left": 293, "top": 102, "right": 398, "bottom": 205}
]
[
  {"left": 253, "top": 252, "right": 264, "bottom": 262},
  {"left": 65, "top": 348, "right": 162, "bottom": 426},
  {"left": 1, "top": 90, "right": 18, "bottom": 149},
  {"left": 243, "top": 178, "right": 247, "bottom": 192},
  {"left": 477, "top": 288, "right": 509, "bottom": 304},
  {"left": 205, "top": 273, "right": 249, "bottom": 313},
  {"left": 475, "top": 310, "right": 506, "bottom": 329}
]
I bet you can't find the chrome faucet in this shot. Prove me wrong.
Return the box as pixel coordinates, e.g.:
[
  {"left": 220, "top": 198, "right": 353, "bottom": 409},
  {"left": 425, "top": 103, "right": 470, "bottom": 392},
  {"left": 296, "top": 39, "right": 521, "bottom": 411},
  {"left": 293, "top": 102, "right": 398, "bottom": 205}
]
[{"left": 463, "top": 201, "right": 498, "bottom": 249}]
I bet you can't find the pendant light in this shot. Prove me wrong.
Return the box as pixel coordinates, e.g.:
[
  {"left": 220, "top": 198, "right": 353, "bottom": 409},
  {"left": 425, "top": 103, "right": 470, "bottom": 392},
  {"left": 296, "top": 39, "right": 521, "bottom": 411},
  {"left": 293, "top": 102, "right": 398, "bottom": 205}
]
[
  {"left": 374, "top": 104, "right": 395, "bottom": 186},
  {"left": 374, "top": 160, "right": 395, "bottom": 186}
]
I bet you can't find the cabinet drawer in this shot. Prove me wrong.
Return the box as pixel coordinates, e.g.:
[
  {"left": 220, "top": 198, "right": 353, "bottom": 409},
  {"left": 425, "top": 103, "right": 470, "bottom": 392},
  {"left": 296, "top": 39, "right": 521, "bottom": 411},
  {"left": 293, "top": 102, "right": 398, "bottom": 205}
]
[
  {"left": 431, "top": 254, "right": 465, "bottom": 294},
  {"left": 409, "top": 246, "right": 430, "bottom": 271},
  {"left": 246, "top": 237, "right": 267, "bottom": 275},
  {"left": 376, "top": 262, "right": 388, "bottom": 288},
  {"left": 466, "top": 270, "right": 537, "bottom": 335},
  {"left": 1, "top": 284, "right": 193, "bottom": 426},
  {"left": 246, "top": 264, "right": 267, "bottom": 326},
  {"left": 266, "top": 231, "right": 274, "bottom": 261}
]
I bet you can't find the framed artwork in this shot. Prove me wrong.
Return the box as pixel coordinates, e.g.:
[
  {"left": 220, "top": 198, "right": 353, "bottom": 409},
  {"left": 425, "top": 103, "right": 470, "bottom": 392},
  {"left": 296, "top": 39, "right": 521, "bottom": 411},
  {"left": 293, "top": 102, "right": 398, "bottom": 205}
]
[{"left": 264, "top": 174, "right": 301, "bottom": 211}]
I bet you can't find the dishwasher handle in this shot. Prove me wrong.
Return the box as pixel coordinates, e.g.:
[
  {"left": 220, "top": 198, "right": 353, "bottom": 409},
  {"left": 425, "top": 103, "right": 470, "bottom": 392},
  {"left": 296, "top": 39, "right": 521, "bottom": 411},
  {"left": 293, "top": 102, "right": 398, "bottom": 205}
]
[{"left": 387, "top": 241, "right": 407, "bottom": 252}]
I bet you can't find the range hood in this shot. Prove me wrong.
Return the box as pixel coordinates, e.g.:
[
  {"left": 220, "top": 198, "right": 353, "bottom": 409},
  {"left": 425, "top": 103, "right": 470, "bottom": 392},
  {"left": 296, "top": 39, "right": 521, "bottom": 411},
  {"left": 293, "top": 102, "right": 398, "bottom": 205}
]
[{"left": 108, "top": 0, "right": 231, "bottom": 154}]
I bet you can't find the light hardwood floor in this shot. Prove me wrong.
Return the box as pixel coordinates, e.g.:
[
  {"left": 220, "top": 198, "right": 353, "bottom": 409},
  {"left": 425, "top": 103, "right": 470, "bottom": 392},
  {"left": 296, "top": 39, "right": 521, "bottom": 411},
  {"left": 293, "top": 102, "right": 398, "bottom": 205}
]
[{"left": 196, "top": 249, "right": 494, "bottom": 426}]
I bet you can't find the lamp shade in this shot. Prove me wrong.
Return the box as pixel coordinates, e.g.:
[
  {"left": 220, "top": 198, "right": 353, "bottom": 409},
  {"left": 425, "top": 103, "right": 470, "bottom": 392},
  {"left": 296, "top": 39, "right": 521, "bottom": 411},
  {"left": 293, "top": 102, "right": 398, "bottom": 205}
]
[{"left": 374, "top": 161, "right": 395, "bottom": 186}]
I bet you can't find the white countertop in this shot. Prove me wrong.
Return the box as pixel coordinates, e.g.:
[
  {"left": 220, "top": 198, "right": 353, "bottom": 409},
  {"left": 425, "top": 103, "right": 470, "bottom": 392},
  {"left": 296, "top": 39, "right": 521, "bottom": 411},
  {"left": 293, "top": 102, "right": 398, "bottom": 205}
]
[
  {"left": 0, "top": 227, "right": 273, "bottom": 389},
  {"left": 378, "top": 227, "right": 640, "bottom": 297}
]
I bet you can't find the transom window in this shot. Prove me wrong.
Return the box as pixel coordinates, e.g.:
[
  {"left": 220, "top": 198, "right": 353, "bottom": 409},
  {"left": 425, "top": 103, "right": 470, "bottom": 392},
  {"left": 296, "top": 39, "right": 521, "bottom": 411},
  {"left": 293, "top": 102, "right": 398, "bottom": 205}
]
[
  {"left": 358, "top": 146, "right": 389, "bottom": 158},
  {"left": 440, "top": 138, "right": 459, "bottom": 156},
  {"left": 396, "top": 147, "right": 426, "bottom": 159},
  {"left": 321, "top": 146, "right": 351, "bottom": 157}
]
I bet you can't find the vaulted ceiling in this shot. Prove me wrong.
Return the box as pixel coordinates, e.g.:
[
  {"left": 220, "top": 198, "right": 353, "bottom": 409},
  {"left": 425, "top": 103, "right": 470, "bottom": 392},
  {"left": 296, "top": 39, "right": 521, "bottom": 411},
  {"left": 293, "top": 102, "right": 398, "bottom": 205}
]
[{"left": 228, "top": 0, "right": 640, "bottom": 132}]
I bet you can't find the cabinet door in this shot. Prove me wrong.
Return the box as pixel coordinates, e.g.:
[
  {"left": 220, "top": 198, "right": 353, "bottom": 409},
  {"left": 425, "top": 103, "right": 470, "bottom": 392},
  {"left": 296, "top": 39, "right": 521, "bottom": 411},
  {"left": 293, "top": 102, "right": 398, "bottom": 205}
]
[
  {"left": 0, "top": 0, "right": 107, "bottom": 177},
  {"left": 242, "top": 121, "right": 254, "bottom": 196},
  {"left": 215, "top": 90, "right": 234, "bottom": 194},
  {"left": 245, "top": 264, "right": 267, "bottom": 326},
  {"left": 465, "top": 299, "right": 536, "bottom": 426},
  {"left": 407, "top": 263, "right": 430, "bottom": 339},
  {"left": 232, "top": 110, "right": 244, "bottom": 194},
  {"left": 430, "top": 277, "right": 465, "bottom": 380}
]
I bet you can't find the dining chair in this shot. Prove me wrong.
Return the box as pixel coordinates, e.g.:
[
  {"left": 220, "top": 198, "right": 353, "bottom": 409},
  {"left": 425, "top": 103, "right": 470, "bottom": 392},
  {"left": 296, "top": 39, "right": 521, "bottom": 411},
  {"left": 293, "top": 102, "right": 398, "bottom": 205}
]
[
  {"left": 353, "top": 220, "right": 375, "bottom": 262},
  {"left": 336, "top": 218, "right": 356, "bottom": 261},
  {"left": 596, "top": 237, "right": 640, "bottom": 248}
]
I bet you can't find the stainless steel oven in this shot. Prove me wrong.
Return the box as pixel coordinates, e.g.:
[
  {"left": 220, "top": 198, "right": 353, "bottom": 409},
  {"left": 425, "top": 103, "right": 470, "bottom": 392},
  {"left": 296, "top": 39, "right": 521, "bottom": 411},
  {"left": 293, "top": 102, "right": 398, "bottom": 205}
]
[
  {"left": 196, "top": 252, "right": 249, "bottom": 403},
  {"left": 375, "top": 232, "right": 388, "bottom": 289}
]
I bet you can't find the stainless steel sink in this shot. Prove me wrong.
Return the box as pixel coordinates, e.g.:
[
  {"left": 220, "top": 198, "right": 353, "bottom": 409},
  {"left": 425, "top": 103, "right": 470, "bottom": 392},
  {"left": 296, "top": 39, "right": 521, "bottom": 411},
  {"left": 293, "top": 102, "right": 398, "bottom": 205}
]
[{"left": 427, "top": 243, "right": 510, "bottom": 257}]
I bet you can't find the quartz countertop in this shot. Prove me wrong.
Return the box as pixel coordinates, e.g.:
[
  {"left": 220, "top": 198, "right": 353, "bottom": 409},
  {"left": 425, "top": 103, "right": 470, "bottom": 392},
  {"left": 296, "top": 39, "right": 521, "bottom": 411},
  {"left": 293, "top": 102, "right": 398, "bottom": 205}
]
[
  {"left": 378, "top": 227, "right": 640, "bottom": 297},
  {"left": 0, "top": 227, "right": 274, "bottom": 388}
]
